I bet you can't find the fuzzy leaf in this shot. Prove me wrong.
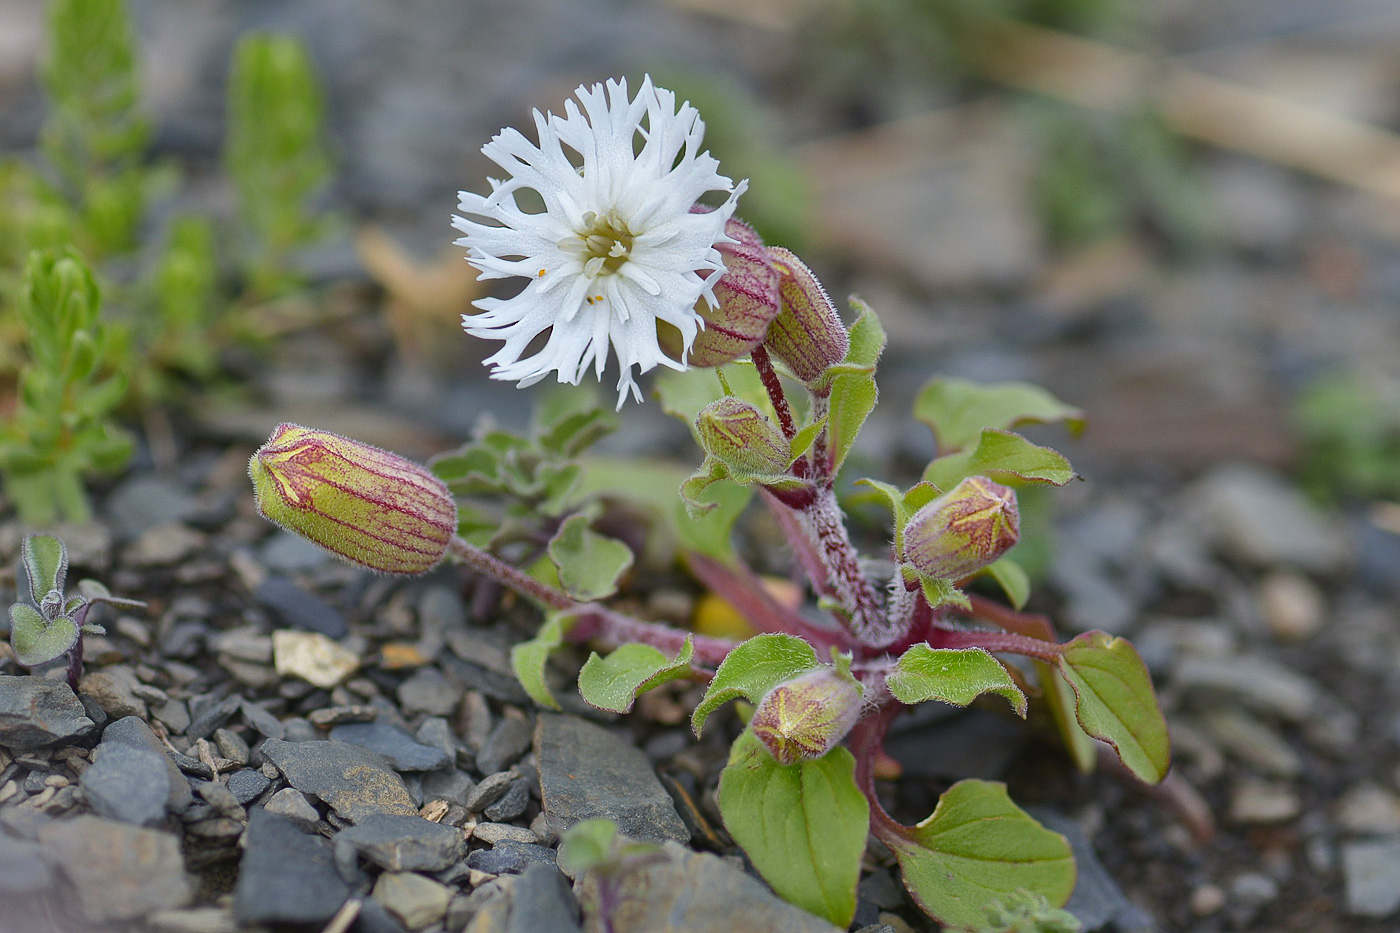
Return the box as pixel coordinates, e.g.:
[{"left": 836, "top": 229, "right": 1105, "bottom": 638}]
[
  {"left": 21, "top": 534, "right": 67, "bottom": 606},
  {"left": 1056, "top": 632, "right": 1170, "bottom": 784},
  {"left": 577, "top": 638, "right": 694, "bottom": 714},
  {"left": 509, "top": 614, "right": 569, "bottom": 710},
  {"left": 826, "top": 371, "right": 877, "bottom": 475},
  {"left": 886, "top": 645, "right": 1027, "bottom": 716},
  {"left": 844, "top": 297, "right": 886, "bottom": 368},
  {"left": 984, "top": 556, "right": 1031, "bottom": 610},
  {"left": 8, "top": 603, "right": 80, "bottom": 667},
  {"left": 691, "top": 633, "right": 820, "bottom": 736},
  {"left": 547, "top": 514, "right": 633, "bottom": 602},
  {"left": 718, "top": 729, "right": 868, "bottom": 927},
  {"left": 557, "top": 818, "right": 620, "bottom": 874},
  {"left": 915, "top": 378, "right": 1084, "bottom": 454},
  {"left": 924, "top": 428, "right": 1076, "bottom": 490},
  {"left": 889, "top": 780, "right": 1076, "bottom": 929},
  {"left": 1036, "top": 659, "right": 1098, "bottom": 774}
]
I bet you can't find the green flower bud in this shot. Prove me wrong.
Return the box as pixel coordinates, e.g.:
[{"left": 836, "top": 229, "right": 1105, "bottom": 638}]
[
  {"left": 763, "top": 248, "right": 849, "bottom": 385},
  {"left": 684, "top": 219, "right": 782, "bottom": 367},
  {"left": 750, "top": 667, "right": 863, "bottom": 764},
  {"left": 696, "top": 396, "right": 791, "bottom": 477},
  {"left": 250, "top": 423, "right": 457, "bottom": 575},
  {"left": 902, "top": 476, "right": 1019, "bottom": 582}
]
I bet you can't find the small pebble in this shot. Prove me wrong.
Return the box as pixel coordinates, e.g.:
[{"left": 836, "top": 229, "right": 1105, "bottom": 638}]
[
  {"left": 263, "top": 788, "right": 320, "bottom": 831},
  {"left": 470, "top": 822, "right": 538, "bottom": 846},
  {"left": 272, "top": 631, "right": 360, "bottom": 688},
  {"left": 465, "top": 772, "right": 516, "bottom": 812},
  {"left": 1190, "top": 883, "right": 1225, "bottom": 916},
  {"left": 1258, "top": 571, "right": 1325, "bottom": 641},
  {"left": 1230, "top": 781, "right": 1301, "bottom": 824}
]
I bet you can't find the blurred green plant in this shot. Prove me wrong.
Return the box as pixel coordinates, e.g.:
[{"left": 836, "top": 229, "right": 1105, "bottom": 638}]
[
  {"left": 225, "top": 32, "right": 335, "bottom": 298},
  {"left": 1029, "top": 102, "right": 1213, "bottom": 253},
  {"left": 40, "top": 0, "right": 151, "bottom": 257},
  {"left": 1296, "top": 370, "right": 1400, "bottom": 503},
  {"left": 133, "top": 213, "right": 224, "bottom": 402},
  {"left": 0, "top": 250, "right": 133, "bottom": 524}
]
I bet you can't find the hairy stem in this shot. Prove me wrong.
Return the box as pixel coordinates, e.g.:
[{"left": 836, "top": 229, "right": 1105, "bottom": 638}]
[
  {"left": 848, "top": 705, "right": 909, "bottom": 841},
  {"left": 958, "top": 594, "right": 1057, "bottom": 642},
  {"left": 801, "top": 487, "right": 889, "bottom": 645},
  {"left": 751, "top": 344, "right": 796, "bottom": 440},
  {"left": 685, "top": 549, "right": 848, "bottom": 653},
  {"left": 928, "top": 626, "right": 1064, "bottom": 661},
  {"left": 447, "top": 536, "right": 573, "bottom": 611}
]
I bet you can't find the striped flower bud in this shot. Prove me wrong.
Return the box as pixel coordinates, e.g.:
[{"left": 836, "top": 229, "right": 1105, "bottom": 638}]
[
  {"left": 751, "top": 667, "right": 863, "bottom": 765},
  {"left": 696, "top": 396, "right": 790, "bottom": 477},
  {"left": 684, "top": 218, "right": 782, "bottom": 367},
  {"left": 250, "top": 424, "right": 457, "bottom": 575},
  {"left": 763, "top": 248, "right": 849, "bottom": 385},
  {"left": 902, "top": 476, "right": 1019, "bottom": 582}
]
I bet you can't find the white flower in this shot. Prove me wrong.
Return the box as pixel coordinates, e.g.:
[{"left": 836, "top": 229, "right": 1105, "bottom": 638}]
[{"left": 452, "top": 76, "right": 745, "bottom": 406}]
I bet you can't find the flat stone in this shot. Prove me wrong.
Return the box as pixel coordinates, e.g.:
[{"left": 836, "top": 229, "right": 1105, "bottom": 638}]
[
  {"left": 440, "top": 652, "right": 529, "bottom": 705},
  {"left": 259, "top": 530, "right": 331, "bottom": 571},
  {"left": 256, "top": 575, "right": 349, "bottom": 638},
  {"left": 226, "top": 769, "right": 272, "bottom": 805},
  {"left": 234, "top": 809, "right": 350, "bottom": 926},
  {"left": 509, "top": 863, "right": 582, "bottom": 933},
  {"left": 146, "top": 907, "right": 240, "bottom": 933},
  {"left": 397, "top": 666, "right": 462, "bottom": 717},
  {"left": 335, "top": 811, "right": 465, "bottom": 872},
  {"left": 210, "top": 627, "right": 274, "bottom": 664},
  {"left": 1257, "top": 571, "right": 1325, "bottom": 641},
  {"left": 81, "top": 741, "right": 172, "bottom": 826},
  {"left": 484, "top": 780, "right": 529, "bottom": 822},
  {"left": 264, "top": 787, "right": 321, "bottom": 830},
  {"left": 260, "top": 737, "right": 417, "bottom": 823},
  {"left": 1229, "top": 781, "right": 1301, "bottom": 824},
  {"left": 1335, "top": 783, "right": 1400, "bottom": 836},
  {"left": 186, "top": 694, "right": 242, "bottom": 740},
  {"left": 471, "top": 822, "right": 538, "bottom": 846},
  {"left": 0, "top": 834, "right": 52, "bottom": 893},
  {"left": 466, "top": 771, "right": 517, "bottom": 812},
  {"left": 1342, "top": 837, "right": 1400, "bottom": 918},
  {"left": 331, "top": 721, "right": 451, "bottom": 771},
  {"left": 534, "top": 714, "right": 688, "bottom": 844},
  {"left": 0, "top": 676, "right": 97, "bottom": 750},
  {"left": 126, "top": 522, "right": 206, "bottom": 566},
  {"left": 422, "top": 768, "right": 476, "bottom": 807},
  {"left": 1194, "top": 464, "right": 1349, "bottom": 572},
  {"left": 478, "top": 713, "right": 533, "bottom": 775},
  {"left": 1030, "top": 809, "right": 1138, "bottom": 932},
  {"left": 39, "top": 816, "right": 193, "bottom": 922},
  {"left": 79, "top": 665, "right": 149, "bottom": 719},
  {"left": 105, "top": 476, "right": 200, "bottom": 536},
  {"left": 272, "top": 630, "right": 360, "bottom": 688},
  {"left": 100, "top": 717, "right": 193, "bottom": 814},
  {"left": 373, "top": 871, "right": 453, "bottom": 931},
  {"left": 1174, "top": 655, "right": 1319, "bottom": 722},
  {"left": 577, "top": 840, "right": 842, "bottom": 932},
  {"left": 239, "top": 698, "right": 286, "bottom": 739},
  {"left": 1198, "top": 707, "right": 1302, "bottom": 778},
  {"left": 466, "top": 840, "right": 557, "bottom": 875},
  {"left": 213, "top": 727, "right": 250, "bottom": 765}
]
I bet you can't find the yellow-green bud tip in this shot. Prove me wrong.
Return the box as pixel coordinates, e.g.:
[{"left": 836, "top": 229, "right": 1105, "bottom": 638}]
[
  {"left": 902, "top": 475, "right": 1019, "bottom": 582},
  {"left": 750, "top": 667, "right": 863, "bottom": 765},
  {"left": 249, "top": 423, "right": 457, "bottom": 575}
]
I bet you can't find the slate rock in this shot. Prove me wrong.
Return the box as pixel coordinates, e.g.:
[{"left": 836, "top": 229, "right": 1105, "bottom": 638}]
[
  {"left": 422, "top": 767, "right": 476, "bottom": 806},
  {"left": 234, "top": 809, "right": 350, "bottom": 926},
  {"left": 260, "top": 737, "right": 417, "bottom": 823},
  {"left": 1031, "top": 808, "right": 1140, "bottom": 931},
  {"left": 397, "top": 666, "right": 462, "bottom": 717},
  {"left": 98, "top": 716, "right": 193, "bottom": 814},
  {"left": 440, "top": 653, "right": 529, "bottom": 704},
  {"left": 264, "top": 787, "right": 321, "bottom": 830},
  {"left": 331, "top": 721, "right": 451, "bottom": 772},
  {"left": 0, "top": 676, "right": 97, "bottom": 750},
  {"left": 81, "top": 742, "right": 173, "bottom": 826},
  {"left": 39, "top": 816, "right": 194, "bottom": 922},
  {"left": 576, "top": 840, "right": 842, "bottom": 932},
  {"left": 1194, "top": 465, "right": 1348, "bottom": 572},
  {"left": 373, "top": 870, "right": 453, "bottom": 930},
  {"left": 226, "top": 768, "right": 272, "bottom": 805},
  {"left": 0, "top": 834, "right": 52, "bottom": 893},
  {"left": 335, "top": 811, "right": 466, "bottom": 872},
  {"left": 477, "top": 714, "right": 533, "bottom": 775},
  {"left": 484, "top": 780, "right": 529, "bottom": 822},
  {"left": 509, "top": 863, "right": 582, "bottom": 933},
  {"left": 239, "top": 698, "right": 286, "bottom": 740},
  {"left": 186, "top": 694, "right": 242, "bottom": 740},
  {"left": 466, "top": 771, "right": 517, "bottom": 812},
  {"left": 466, "top": 840, "right": 557, "bottom": 875},
  {"left": 1342, "top": 837, "right": 1400, "bottom": 918},
  {"left": 534, "top": 714, "right": 688, "bottom": 843},
  {"left": 105, "top": 475, "right": 200, "bottom": 536},
  {"left": 79, "top": 665, "right": 149, "bottom": 719},
  {"left": 256, "top": 575, "right": 349, "bottom": 638}
]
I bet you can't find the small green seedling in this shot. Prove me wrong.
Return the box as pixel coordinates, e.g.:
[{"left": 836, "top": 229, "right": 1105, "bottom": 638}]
[{"left": 7, "top": 534, "right": 144, "bottom": 689}]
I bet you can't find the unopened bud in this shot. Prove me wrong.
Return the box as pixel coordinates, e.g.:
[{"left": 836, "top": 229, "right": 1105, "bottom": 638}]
[
  {"left": 902, "top": 476, "right": 1019, "bottom": 582},
  {"left": 696, "top": 397, "right": 790, "bottom": 477},
  {"left": 763, "top": 248, "right": 849, "bottom": 385},
  {"left": 751, "top": 667, "right": 863, "bottom": 764},
  {"left": 684, "top": 219, "right": 782, "bottom": 367},
  {"left": 250, "top": 424, "right": 457, "bottom": 575}
]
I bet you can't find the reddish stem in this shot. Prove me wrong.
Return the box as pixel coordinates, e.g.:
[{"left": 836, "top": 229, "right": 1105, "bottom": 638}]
[
  {"left": 751, "top": 345, "right": 796, "bottom": 440},
  {"left": 928, "top": 626, "right": 1065, "bottom": 661},
  {"left": 759, "top": 489, "right": 830, "bottom": 599},
  {"left": 848, "top": 705, "right": 911, "bottom": 842},
  {"left": 684, "top": 550, "right": 848, "bottom": 653},
  {"left": 959, "top": 594, "right": 1057, "bottom": 642}
]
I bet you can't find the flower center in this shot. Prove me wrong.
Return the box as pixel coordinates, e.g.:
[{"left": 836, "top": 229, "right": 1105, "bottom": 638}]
[{"left": 576, "top": 209, "right": 634, "bottom": 278}]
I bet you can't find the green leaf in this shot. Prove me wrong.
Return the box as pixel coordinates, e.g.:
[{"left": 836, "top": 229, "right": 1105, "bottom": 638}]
[
  {"left": 538, "top": 408, "right": 617, "bottom": 458},
  {"left": 557, "top": 818, "right": 620, "bottom": 874},
  {"left": 844, "top": 297, "right": 886, "bottom": 368},
  {"left": 1056, "top": 632, "right": 1170, "bottom": 784},
  {"left": 692, "top": 633, "right": 820, "bottom": 735},
  {"left": 889, "top": 780, "right": 1076, "bottom": 929},
  {"left": 788, "top": 416, "right": 826, "bottom": 462},
  {"left": 654, "top": 365, "right": 773, "bottom": 436},
  {"left": 577, "top": 638, "right": 695, "bottom": 714},
  {"left": 8, "top": 603, "right": 80, "bottom": 668},
  {"left": 718, "top": 730, "right": 868, "bottom": 927},
  {"left": 924, "top": 428, "right": 1076, "bottom": 490},
  {"left": 915, "top": 377, "right": 1085, "bottom": 454},
  {"left": 855, "top": 478, "right": 940, "bottom": 555},
  {"left": 984, "top": 556, "right": 1031, "bottom": 611},
  {"left": 21, "top": 534, "right": 67, "bottom": 605},
  {"left": 885, "top": 645, "right": 1027, "bottom": 716},
  {"left": 919, "top": 575, "right": 972, "bottom": 612},
  {"left": 547, "top": 514, "right": 634, "bottom": 602},
  {"left": 826, "top": 371, "right": 877, "bottom": 475},
  {"left": 1036, "top": 659, "right": 1097, "bottom": 774},
  {"left": 509, "top": 614, "right": 570, "bottom": 710}
]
